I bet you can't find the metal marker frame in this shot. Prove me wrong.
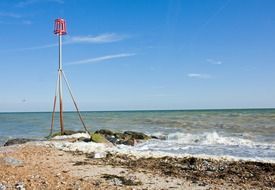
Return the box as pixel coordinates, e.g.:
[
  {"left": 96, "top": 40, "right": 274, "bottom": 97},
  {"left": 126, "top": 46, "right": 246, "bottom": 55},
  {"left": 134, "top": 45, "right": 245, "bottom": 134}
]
[{"left": 49, "top": 18, "right": 90, "bottom": 137}]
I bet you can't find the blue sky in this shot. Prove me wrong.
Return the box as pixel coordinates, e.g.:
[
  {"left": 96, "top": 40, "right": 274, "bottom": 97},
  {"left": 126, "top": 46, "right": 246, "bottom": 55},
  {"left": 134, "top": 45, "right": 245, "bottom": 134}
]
[{"left": 0, "top": 0, "right": 275, "bottom": 112}]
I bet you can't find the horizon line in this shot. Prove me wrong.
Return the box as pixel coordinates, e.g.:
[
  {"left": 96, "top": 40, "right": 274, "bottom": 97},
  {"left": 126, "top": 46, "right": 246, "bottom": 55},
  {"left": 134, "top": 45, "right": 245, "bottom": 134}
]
[{"left": 0, "top": 107, "right": 274, "bottom": 114}]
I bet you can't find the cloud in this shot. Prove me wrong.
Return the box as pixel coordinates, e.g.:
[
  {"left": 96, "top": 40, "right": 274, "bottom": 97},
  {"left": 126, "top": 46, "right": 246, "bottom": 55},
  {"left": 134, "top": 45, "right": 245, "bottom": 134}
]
[
  {"left": 187, "top": 73, "right": 212, "bottom": 79},
  {"left": 0, "top": 12, "right": 22, "bottom": 18},
  {"left": 0, "top": 33, "right": 127, "bottom": 52},
  {"left": 66, "top": 33, "right": 127, "bottom": 44},
  {"left": 0, "top": 12, "right": 32, "bottom": 26},
  {"left": 0, "top": 43, "right": 58, "bottom": 52},
  {"left": 67, "top": 53, "right": 136, "bottom": 65},
  {"left": 17, "top": 0, "right": 64, "bottom": 7},
  {"left": 207, "top": 59, "right": 222, "bottom": 65}
]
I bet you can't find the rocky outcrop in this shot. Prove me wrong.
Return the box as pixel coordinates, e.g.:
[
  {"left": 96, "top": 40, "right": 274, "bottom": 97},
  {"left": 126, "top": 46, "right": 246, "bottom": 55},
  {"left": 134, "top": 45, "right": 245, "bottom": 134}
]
[{"left": 94, "top": 130, "right": 151, "bottom": 146}]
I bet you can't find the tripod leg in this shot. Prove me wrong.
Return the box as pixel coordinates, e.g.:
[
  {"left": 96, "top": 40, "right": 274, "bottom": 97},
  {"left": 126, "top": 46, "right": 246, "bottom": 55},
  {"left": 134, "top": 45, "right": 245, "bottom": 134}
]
[
  {"left": 61, "top": 70, "right": 90, "bottom": 135},
  {"left": 58, "top": 70, "right": 65, "bottom": 134},
  {"left": 49, "top": 72, "right": 60, "bottom": 137}
]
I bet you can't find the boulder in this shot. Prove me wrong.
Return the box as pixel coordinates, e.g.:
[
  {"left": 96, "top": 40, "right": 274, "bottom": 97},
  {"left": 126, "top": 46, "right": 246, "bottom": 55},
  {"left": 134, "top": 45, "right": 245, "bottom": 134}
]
[
  {"left": 91, "top": 130, "right": 152, "bottom": 146},
  {"left": 114, "top": 132, "right": 124, "bottom": 139},
  {"left": 95, "top": 129, "right": 114, "bottom": 136},
  {"left": 123, "top": 131, "right": 151, "bottom": 140},
  {"left": 120, "top": 138, "right": 136, "bottom": 146},
  {"left": 90, "top": 133, "right": 110, "bottom": 144}
]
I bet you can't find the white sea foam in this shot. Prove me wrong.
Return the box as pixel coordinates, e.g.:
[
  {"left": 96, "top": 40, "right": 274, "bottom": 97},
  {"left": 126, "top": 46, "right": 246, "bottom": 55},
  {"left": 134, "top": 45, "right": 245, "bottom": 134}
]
[
  {"left": 166, "top": 131, "right": 273, "bottom": 148},
  {"left": 52, "top": 133, "right": 90, "bottom": 140},
  {"left": 37, "top": 140, "right": 275, "bottom": 163},
  {"left": 35, "top": 132, "right": 275, "bottom": 164}
]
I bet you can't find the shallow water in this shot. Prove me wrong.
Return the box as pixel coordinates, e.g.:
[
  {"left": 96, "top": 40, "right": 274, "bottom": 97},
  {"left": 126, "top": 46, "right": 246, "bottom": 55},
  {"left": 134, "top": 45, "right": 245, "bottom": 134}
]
[{"left": 0, "top": 109, "right": 274, "bottom": 162}]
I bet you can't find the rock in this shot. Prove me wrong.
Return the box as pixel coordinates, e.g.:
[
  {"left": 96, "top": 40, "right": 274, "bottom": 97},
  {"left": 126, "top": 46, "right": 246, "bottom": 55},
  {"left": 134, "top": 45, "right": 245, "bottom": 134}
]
[
  {"left": 95, "top": 129, "right": 114, "bottom": 136},
  {"left": 120, "top": 139, "right": 136, "bottom": 146},
  {"left": 114, "top": 132, "right": 124, "bottom": 139},
  {"left": 51, "top": 130, "right": 87, "bottom": 137},
  {"left": 2, "top": 157, "right": 23, "bottom": 166},
  {"left": 94, "top": 152, "right": 107, "bottom": 159},
  {"left": 90, "top": 129, "right": 153, "bottom": 146},
  {"left": 77, "top": 137, "right": 91, "bottom": 142},
  {"left": 62, "top": 130, "right": 86, "bottom": 135},
  {"left": 112, "top": 177, "right": 123, "bottom": 186},
  {"left": 123, "top": 131, "right": 150, "bottom": 140},
  {"left": 105, "top": 136, "right": 120, "bottom": 144},
  {"left": 150, "top": 135, "right": 167, "bottom": 140},
  {"left": 4, "top": 138, "right": 34, "bottom": 146},
  {"left": 15, "top": 182, "right": 25, "bottom": 190},
  {"left": 151, "top": 136, "right": 159, "bottom": 139},
  {"left": 0, "top": 183, "right": 6, "bottom": 190},
  {"left": 101, "top": 174, "right": 142, "bottom": 186},
  {"left": 90, "top": 133, "right": 110, "bottom": 144}
]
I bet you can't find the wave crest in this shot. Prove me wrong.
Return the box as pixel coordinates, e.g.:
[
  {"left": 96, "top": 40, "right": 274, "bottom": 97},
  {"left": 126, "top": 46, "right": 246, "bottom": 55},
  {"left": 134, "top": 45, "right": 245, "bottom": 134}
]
[{"left": 166, "top": 131, "right": 271, "bottom": 147}]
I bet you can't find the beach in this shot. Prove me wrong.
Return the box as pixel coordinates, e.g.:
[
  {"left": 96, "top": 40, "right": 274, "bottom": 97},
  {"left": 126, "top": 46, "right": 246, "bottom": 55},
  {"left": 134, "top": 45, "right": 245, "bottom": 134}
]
[
  {"left": 0, "top": 110, "right": 274, "bottom": 189},
  {"left": 0, "top": 136, "right": 274, "bottom": 190}
]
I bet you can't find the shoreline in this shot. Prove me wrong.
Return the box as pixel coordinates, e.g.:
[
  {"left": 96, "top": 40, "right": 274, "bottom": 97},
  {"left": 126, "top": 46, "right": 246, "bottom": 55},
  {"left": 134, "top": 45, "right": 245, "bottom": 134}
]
[
  {"left": 0, "top": 137, "right": 274, "bottom": 189},
  {"left": 1, "top": 107, "right": 274, "bottom": 114},
  {"left": 41, "top": 132, "right": 275, "bottom": 164}
]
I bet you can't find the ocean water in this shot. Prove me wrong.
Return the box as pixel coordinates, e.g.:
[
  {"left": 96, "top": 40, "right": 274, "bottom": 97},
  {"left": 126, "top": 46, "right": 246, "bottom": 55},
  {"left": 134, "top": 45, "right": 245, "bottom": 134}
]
[{"left": 0, "top": 109, "right": 274, "bottom": 162}]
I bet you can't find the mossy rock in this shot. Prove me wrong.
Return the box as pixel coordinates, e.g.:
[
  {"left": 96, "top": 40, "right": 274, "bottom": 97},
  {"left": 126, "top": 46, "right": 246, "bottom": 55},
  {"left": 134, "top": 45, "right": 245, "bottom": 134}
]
[
  {"left": 123, "top": 131, "right": 151, "bottom": 140},
  {"left": 51, "top": 132, "right": 62, "bottom": 137},
  {"left": 91, "top": 133, "right": 110, "bottom": 143}
]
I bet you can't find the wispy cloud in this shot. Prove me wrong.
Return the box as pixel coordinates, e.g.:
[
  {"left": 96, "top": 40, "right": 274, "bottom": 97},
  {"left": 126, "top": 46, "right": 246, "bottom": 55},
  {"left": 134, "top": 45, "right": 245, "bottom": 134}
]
[
  {"left": 66, "top": 33, "right": 127, "bottom": 44},
  {"left": 0, "top": 12, "right": 22, "bottom": 18},
  {"left": 0, "top": 43, "right": 58, "bottom": 52},
  {"left": 0, "top": 33, "right": 127, "bottom": 52},
  {"left": 17, "top": 0, "right": 64, "bottom": 7},
  {"left": 207, "top": 59, "right": 222, "bottom": 65},
  {"left": 187, "top": 73, "right": 212, "bottom": 79},
  {"left": 67, "top": 53, "right": 136, "bottom": 65},
  {"left": 0, "top": 12, "right": 32, "bottom": 26}
]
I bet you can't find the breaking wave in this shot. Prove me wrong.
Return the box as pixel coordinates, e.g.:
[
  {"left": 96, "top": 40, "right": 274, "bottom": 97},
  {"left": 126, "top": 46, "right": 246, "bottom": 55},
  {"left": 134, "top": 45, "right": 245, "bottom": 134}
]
[{"left": 165, "top": 131, "right": 274, "bottom": 148}]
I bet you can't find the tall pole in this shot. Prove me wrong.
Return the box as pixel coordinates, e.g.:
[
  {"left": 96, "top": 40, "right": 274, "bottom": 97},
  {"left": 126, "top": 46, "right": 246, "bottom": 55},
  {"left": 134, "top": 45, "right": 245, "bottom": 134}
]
[
  {"left": 49, "top": 18, "right": 90, "bottom": 137},
  {"left": 58, "top": 34, "right": 64, "bottom": 134}
]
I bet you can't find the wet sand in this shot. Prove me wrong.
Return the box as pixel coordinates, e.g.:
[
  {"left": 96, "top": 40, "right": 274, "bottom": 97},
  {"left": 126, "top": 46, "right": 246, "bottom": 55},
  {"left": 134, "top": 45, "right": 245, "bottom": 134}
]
[{"left": 0, "top": 142, "right": 274, "bottom": 190}]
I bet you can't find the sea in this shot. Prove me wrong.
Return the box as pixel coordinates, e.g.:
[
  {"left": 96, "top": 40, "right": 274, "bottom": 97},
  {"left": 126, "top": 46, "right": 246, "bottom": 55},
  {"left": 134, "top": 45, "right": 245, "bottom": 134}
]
[{"left": 0, "top": 109, "right": 274, "bottom": 162}]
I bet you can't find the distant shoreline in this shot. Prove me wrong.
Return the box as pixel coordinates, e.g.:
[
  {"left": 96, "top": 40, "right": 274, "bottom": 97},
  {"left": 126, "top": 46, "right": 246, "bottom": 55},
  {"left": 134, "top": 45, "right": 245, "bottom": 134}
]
[{"left": 0, "top": 107, "right": 275, "bottom": 114}]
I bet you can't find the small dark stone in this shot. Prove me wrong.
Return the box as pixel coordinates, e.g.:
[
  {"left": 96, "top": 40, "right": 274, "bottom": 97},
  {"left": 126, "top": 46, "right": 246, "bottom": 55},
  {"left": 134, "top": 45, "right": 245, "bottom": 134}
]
[
  {"left": 73, "top": 161, "right": 90, "bottom": 166},
  {"left": 151, "top": 136, "right": 159, "bottom": 139},
  {"left": 77, "top": 137, "right": 91, "bottom": 142},
  {"left": 101, "top": 174, "right": 142, "bottom": 186},
  {"left": 4, "top": 138, "right": 34, "bottom": 146},
  {"left": 105, "top": 136, "right": 120, "bottom": 144}
]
